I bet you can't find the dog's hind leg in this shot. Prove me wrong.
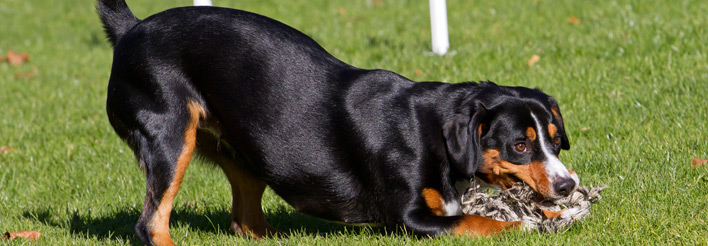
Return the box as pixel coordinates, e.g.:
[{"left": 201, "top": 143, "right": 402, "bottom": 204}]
[
  {"left": 143, "top": 101, "right": 203, "bottom": 245},
  {"left": 194, "top": 131, "right": 284, "bottom": 239},
  {"left": 108, "top": 85, "right": 205, "bottom": 245},
  {"left": 221, "top": 162, "right": 284, "bottom": 238}
]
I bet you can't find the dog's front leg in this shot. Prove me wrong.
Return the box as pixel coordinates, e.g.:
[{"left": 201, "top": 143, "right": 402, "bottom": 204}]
[
  {"left": 401, "top": 209, "right": 526, "bottom": 237},
  {"left": 451, "top": 214, "right": 528, "bottom": 236},
  {"left": 409, "top": 188, "right": 533, "bottom": 236}
]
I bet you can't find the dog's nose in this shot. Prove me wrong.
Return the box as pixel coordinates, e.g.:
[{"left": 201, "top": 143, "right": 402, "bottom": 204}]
[{"left": 553, "top": 178, "right": 576, "bottom": 197}]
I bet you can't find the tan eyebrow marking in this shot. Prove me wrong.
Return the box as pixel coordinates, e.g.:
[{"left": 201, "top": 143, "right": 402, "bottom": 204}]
[
  {"left": 548, "top": 124, "right": 558, "bottom": 139},
  {"left": 526, "top": 127, "right": 537, "bottom": 141}
]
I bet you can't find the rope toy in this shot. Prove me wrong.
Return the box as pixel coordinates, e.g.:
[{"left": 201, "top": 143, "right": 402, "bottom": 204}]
[{"left": 461, "top": 179, "right": 607, "bottom": 233}]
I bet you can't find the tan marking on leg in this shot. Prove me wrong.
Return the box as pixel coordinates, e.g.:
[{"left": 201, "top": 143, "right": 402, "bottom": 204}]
[
  {"left": 148, "top": 101, "right": 205, "bottom": 246},
  {"left": 479, "top": 149, "right": 553, "bottom": 197},
  {"left": 421, "top": 188, "right": 445, "bottom": 216},
  {"left": 452, "top": 215, "right": 521, "bottom": 236},
  {"left": 477, "top": 124, "right": 484, "bottom": 137},
  {"left": 219, "top": 162, "right": 283, "bottom": 238},
  {"left": 526, "top": 127, "right": 537, "bottom": 141}
]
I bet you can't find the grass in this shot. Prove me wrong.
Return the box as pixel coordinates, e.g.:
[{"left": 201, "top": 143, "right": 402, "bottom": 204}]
[{"left": 1, "top": 0, "right": 707, "bottom": 244}]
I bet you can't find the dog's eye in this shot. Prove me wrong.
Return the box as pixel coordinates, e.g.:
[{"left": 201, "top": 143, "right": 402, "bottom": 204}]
[
  {"left": 553, "top": 136, "right": 562, "bottom": 145},
  {"left": 514, "top": 143, "right": 527, "bottom": 152}
]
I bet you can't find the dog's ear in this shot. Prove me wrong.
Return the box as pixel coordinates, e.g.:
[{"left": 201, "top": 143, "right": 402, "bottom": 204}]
[
  {"left": 443, "top": 103, "right": 487, "bottom": 176},
  {"left": 547, "top": 97, "right": 570, "bottom": 150}
]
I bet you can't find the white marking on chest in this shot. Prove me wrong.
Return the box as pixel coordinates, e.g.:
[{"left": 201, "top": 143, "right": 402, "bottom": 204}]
[{"left": 530, "top": 113, "right": 571, "bottom": 181}]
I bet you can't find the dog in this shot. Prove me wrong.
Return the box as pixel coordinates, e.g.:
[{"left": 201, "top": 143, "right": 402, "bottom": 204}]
[{"left": 98, "top": 1, "right": 578, "bottom": 245}]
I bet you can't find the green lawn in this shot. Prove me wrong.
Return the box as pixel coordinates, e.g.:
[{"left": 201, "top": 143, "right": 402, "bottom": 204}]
[{"left": 1, "top": 0, "right": 707, "bottom": 245}]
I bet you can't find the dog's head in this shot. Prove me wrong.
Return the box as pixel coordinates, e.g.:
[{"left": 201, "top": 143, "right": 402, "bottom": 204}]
[{"left": 444, "top": 83, "right": 578, "bottom": 199}]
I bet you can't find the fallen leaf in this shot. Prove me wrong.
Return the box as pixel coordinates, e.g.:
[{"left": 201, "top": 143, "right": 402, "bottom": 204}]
[
  {"left": 0, "top": 146, "right": 13, "bottom": 154},
  {"left": 692, "top": 158, "right": 708, "bottom": 167},
  {"left": 13, "top": 67, "right": 39, "bottom": 79},
  {"left": 14, "top": 73, "right": 36, "bottom": 79},
  {"left": 337, "top": 7, "right": 347, "bottom": 16},
  {"left": 414, "top": 69, "right": 422, "bottom": 77},
  {"left": 2, "top": 231, "right": 41, "bottom": 241},
  {"left": 567, "top": 16, "right": 581, "bottom": 24},
  {"left": 7, "top": 51, "right": 29, "bottom": 66},
  {"left": 373, "top": 0, "right": 383, "bottom": 7},
  {"left": 581, "top": 127, "right": 591, "bottom": 131},
  {"left": 527, "top": 54, "right": 540, "bottom": 67}
]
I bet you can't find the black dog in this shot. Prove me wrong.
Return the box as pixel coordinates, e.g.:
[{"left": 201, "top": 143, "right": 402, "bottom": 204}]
[{"left": 98, "top": 1, "right": 578, "bottom": 245}]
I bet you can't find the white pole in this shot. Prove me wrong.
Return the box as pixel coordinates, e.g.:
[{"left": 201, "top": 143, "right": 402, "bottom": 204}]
[
  {"left": 194, "top": 0, "right": 212, "bottom": 6},
  {"left": 429, "top": 0, "right": 449, "bottom": 55}
]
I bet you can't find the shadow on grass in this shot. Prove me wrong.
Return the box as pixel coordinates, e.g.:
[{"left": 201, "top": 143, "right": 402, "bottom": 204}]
[
  {"left": 23, "top": 206, "right": 143, "bottom": 245},
  {"left": 23, "top": 204, "right": 384, "bottom": 244}
]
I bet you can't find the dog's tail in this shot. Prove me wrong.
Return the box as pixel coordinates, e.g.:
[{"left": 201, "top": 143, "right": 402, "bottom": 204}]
[{"left": 97, "top": 0, "right": 139, "bottom": 47}]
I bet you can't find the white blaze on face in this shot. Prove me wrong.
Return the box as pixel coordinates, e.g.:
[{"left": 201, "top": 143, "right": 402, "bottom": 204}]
[{"left": 530, "top": 113, "right": 572, "bottom": 183}]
